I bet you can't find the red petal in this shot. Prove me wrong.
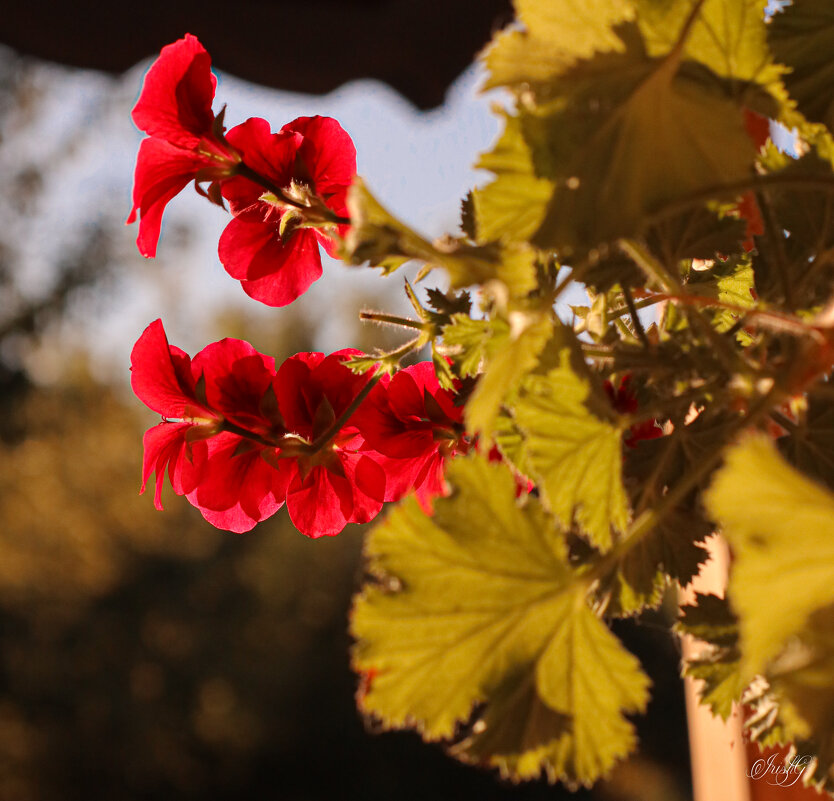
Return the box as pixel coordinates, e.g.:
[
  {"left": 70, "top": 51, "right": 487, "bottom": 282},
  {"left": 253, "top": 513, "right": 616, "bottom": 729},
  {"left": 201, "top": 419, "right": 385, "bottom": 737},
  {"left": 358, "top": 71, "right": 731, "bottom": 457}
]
[
  {"left": 743, "top": 108, "right": 770, "bottom": 152},
  {"left": 343, "top": 453, "right": 385, "bottom": 524},
  {"left": 413, "top": 451, "right": 449, "bottom": 513},
  {"left": 191, "top": 337, "right": 276, "bottom": 425},
  {"left": 399, "top": 362, "right": 461, "bottom": 421},
  {"left": 282, "top": 116, "right": 356, "bottom": 198},
  {"left": 313, "top": 226, "right": 343, "bottom": 259},
  {"left": 355, "top": 380, "right": 433, "bottom": 459},
  {"left": 223, "top": 118, "right": 300, "bottom": 214},
  {"left": 286, "top": 465, "right": 349, "bottom": 538},
  {"left": 274, "top": 352, "right": 325, "bottom": 436},
  {"left": 127, "top": 137, "right": 208, "bottom": 257},
  {"left": 131, "top": 34, "right": 216, "bottom": 149},
  {"left": 218, "top": 220, "right": 323, "bottom": 306},
  {"left": 130, "top": 319, "right": 203, "bottom": 417},
  {"left": 141, "top": 421, "right": 198, "bottom": 510},
  {"left": 369, "top": 452, "right": 433, "bottom": 502},
  {"left": 187, "top": 433, "right": 290, "bottom": 532},
  {"left": 309, "top": 348, "right": 369, "bottom": 419}
]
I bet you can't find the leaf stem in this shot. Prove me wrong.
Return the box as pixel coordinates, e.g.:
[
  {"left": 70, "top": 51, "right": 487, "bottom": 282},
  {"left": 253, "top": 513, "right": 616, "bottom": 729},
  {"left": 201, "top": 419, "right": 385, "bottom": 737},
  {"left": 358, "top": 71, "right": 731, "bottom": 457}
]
[
  {"left": 359, "top": 311, "right": 427, "bottom": 331},
  {"left": 219, "top": 419, "right": 281, "bottom": 448},
  {"left": 620, "top": 239, "right": 756, "bottom": 375},
  {"left": 309, "top": 374, "right": 383, "bottom": 452},
  {"left": 622, "top": 286, "right": 650, "bottom": 348},
  {"left": 233, "top": 161, "right": 351, "bottom": 225}
]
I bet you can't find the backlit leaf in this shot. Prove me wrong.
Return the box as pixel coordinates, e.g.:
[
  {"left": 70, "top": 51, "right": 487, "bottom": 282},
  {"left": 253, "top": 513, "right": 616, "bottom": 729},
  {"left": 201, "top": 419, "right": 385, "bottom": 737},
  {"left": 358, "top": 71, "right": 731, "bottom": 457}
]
[
  {"left": 473, "top": 112, "right": 553, "bottom": 243},
  {"left": 705, "top": 434, "right": 834, "bottom": 681},
  {"left": 483, "top": 0, "right": 635, "bottom": 92},
  {"left": 352, "top": 455, "right": 650, "bottom": 785},
  {"left": 512, "top": 351, "right": 630, "bottom": 550},
  {"left": 527, "top": 48, "right": 759, "bottom": 251}
]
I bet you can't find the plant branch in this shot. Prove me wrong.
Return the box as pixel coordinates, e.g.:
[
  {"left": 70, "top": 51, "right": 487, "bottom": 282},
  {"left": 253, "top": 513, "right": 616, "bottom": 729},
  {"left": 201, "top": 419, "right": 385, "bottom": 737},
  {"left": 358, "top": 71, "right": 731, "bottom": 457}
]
[
  {"left": 588, "top": 383, "right": 783, "bottom": 586},
  {"left": 309, "top": 374, "right": 383, "bottom": 452},
  {"left": 645, "top": 173, "right": 834, "bottom": 229},
  {"left": 359, "top": 311, "right": 427, "bottom": 331},
  {"left": 233, "top": 161, "right": 351, "bottom": 225},
  {"left": 623, "top": 286, "right": 650, "bottom": 348}
]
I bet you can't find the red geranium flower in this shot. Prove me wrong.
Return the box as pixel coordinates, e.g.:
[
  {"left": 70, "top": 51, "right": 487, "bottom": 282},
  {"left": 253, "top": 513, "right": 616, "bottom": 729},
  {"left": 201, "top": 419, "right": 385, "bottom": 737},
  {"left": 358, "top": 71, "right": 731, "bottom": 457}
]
[
  {"left": 604, "top": 374, "right": 663, "bottom": 448},
  {"left": 131, "top": 320, "right": 292, "bottom": 532},
  {"left": 218, "top": 115, "right": 355, "bottom": 306},
  {"left": 127, "top": 34, "right": 241, "bottom": 257},
  {"left": 354, "top": 361, "right": 470, "bottom": 510},
  {"left": 273, "top": 349, "right": 385, "bottom": 537}
]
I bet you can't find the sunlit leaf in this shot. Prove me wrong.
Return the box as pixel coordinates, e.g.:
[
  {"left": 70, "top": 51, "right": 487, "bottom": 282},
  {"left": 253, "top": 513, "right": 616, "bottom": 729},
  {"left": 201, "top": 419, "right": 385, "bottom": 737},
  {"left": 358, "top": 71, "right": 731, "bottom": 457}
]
[
  {"left": 473, "top": 112, "right": 553, "bottom": 243},
  {"left": 464, "top": 313, "right": 554, "bottom": 444},
  {"left": 512, "top": 351, "right": 630, "bottom": 550},
  {"left": 352, "top": 455, "right": 650, "bottom": 785},
  {"left": 527, "top": 48, "right": 759, "bottom": 252},
  {"left": 705, "top": 434, "right": 834, "bottom": 681},
  {"left": 483, "top": 0, "right": 635, "bottom": 92}
]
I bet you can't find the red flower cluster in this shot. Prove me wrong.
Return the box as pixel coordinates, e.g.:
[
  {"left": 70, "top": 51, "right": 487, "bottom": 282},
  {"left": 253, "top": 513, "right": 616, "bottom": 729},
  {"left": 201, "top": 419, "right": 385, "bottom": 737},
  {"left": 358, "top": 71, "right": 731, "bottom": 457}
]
[
  {"left": 355, "top": 361, "right": 472, "bottom": 512},
  {"left": 132, "top": 322, "right": 473, "bottom": 537},
  {"left": 128, "top": 35, "right": 356, "bottom": 307}
]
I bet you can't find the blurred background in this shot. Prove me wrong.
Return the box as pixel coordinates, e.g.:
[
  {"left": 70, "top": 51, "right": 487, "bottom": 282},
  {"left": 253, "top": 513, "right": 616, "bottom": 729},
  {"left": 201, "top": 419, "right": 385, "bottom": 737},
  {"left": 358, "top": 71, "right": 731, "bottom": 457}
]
[{"left": 0, "top": 6, "right": 692, "bottom": 799}]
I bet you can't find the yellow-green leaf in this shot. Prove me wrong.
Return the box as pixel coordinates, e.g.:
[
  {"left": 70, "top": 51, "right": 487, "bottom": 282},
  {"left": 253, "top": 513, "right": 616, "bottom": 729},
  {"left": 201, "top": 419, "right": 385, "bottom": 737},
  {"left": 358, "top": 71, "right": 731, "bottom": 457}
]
[
  {"left": 639, "top": 0, "right": 778, "bottom": 89},
  {"left": 352, "top": 455, "right": 650, "bottom": 785},
  {"left": 512, "top": 351, "right": 630, "bottom": 550},
  {"left": 464, "top": 313, "right": 554, "bottom": 444},
  {"left": 528, "top": 50, "right": 759, "bottom": 251},
  {"left": 705, "top": 434, "right": 834, "bottom": 681},
  {"left": 483, "top": 0, "right": 635, "bottom": 92},
  {"left": 473, "top": 112, "right": 553, "bottom": 243}
]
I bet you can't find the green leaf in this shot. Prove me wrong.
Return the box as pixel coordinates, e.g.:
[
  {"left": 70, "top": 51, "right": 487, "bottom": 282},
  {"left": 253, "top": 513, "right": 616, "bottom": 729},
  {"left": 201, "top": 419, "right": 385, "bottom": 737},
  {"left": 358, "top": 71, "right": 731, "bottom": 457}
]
[
  {"left": 705, "top": 434, "right": 834, "bottom": 681},
  {"left": 441, "top": 315, "right": 497, "bottom": 378},
  {"left": 604, "top": 507, "right": 711, "bottom": 615},
  {"left": 352, "top": 455, "right": 650, "bottom": 785},
  {"left": 598, "top": 425, "right": 717, "bottom": 616},
  {"left": 527, "top": 47, "right": 760, "bottom": 252},
  {"left": 752, "top": 152, "right": 834, "bottom": 308},
  {"left": 677, "top": 593, "right": 745, "bottom": 719},
  {"left": 482, "top": 0, "right": 635, "bottom": 92},
  {"left": 342, "top": 179, "right": 537, "bottom": 296},
  {"left": 580, "top": 207, "right": 747, "bottom": 292},
  {"left": 769, "top": 0, "right": 834, "bottom": 135},
  {"left": 459, "top": 597, "right": 651, "bottom": 786},
  {"left": 687, "top": 256, "right": 757, "bottom": 342},
  {"left": 638, "top": 0, "right": 779, "bottom": 90},
  {"left": 464, "top": 313, "right": 554, "bottom": 444},
  {"left": 341, "top": 178, "right": 431, "bottom": 272},
  {"left": 778, "top": 392, "right": 834, "bottom": 491},
  {"left": 512, "top": 351, "right": 630, "bottom": 551},
  {"left": 473, "top": 112, "right": 554, "bottom": 243},
  {"left": 441, "top": 312, "right": 555, "bottom": 443}
]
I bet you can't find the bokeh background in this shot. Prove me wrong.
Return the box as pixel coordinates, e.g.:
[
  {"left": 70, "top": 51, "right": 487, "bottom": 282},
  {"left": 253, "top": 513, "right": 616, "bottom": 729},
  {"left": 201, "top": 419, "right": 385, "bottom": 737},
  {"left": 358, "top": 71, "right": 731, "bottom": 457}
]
[{"left": 0, "top": 8, "right": 692, "bottom": 799}]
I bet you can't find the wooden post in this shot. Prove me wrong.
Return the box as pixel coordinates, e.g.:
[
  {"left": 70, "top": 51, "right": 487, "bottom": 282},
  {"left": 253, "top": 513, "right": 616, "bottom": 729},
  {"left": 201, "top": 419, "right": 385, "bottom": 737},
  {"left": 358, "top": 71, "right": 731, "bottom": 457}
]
[{"left": 682, "top": 536, "right": 823, "bottom": 801}]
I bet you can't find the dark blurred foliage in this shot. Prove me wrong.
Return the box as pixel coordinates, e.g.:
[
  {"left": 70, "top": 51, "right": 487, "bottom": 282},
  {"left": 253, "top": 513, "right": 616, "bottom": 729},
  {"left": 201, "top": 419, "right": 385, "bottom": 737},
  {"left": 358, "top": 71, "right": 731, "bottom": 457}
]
[
  {"left": 0, "top": 369, "right": 693, "bottom": 801},
  {"left": 0, "top": 42, "right": 694, "bottom": 801}
]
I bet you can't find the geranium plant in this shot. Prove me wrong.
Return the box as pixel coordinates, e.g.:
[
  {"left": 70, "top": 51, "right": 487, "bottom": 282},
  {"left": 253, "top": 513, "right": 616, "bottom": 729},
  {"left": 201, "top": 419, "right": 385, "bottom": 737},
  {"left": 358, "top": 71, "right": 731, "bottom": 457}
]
[{"left": 127, "top": 0, "right": 834, "bottom": 792}]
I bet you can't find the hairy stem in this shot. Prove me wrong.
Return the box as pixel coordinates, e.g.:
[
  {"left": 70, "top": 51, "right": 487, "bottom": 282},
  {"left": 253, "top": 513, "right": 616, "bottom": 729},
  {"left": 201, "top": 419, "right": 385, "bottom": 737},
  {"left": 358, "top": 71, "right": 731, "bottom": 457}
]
[{"left": 359, "top": 311, "right": 427, "bottom": 331}]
